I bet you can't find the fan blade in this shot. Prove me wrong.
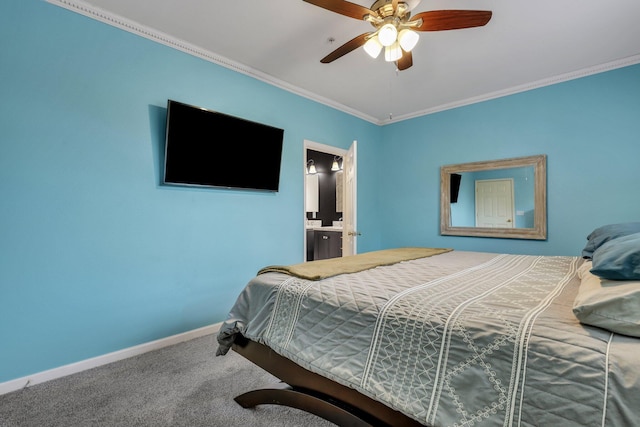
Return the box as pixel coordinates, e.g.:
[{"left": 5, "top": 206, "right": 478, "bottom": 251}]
[
  {"left": 320, "top": 33, "right": 370, "bottom": 63},
  {"left": 303, "top": 0, "right": 377, "bottom": 20},
  {"left": 397, "top": 51, "right": 413, "bottom": 70},
  {"left": 410, "top": 10, "right": 492, "bottom": 32}
]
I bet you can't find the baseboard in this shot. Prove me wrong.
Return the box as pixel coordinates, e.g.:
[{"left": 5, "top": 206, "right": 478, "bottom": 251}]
[{"left": 0, "top": 323, "right": 222, "bottom": 396}]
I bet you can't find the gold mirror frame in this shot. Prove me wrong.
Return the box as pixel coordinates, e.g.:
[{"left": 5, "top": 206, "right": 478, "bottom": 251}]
[{"left": 440, "top": 154, "right": 547, "bottom": 240}]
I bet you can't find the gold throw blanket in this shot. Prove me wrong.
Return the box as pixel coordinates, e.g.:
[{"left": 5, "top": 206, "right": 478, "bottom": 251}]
[{"left": 257, "top": 247, "right": 452, "bottom": 281}]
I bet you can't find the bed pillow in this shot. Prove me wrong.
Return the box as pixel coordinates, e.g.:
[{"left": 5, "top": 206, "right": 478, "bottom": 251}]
[
  {"left": 590, "top": 232, "right": 640, "bottom": 280},
  {"left": 573, "top": 261, "right": 640, "bottom": 337},
  {"left": 582, "top": 222, "right": 640, "bottom": 259}
]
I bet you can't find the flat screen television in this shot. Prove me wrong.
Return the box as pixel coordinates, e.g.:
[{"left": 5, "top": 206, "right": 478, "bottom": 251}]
[
  {"left": 163, "top": 99, "right": 284, "bottom": 192},
  {"left": 450, "top": 173, "right": 462, "bottom": 203}
]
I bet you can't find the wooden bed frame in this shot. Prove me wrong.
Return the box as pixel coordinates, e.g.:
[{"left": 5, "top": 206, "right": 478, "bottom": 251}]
[{"left": 232, "top": 335, "right": 425, "bottom": 427}]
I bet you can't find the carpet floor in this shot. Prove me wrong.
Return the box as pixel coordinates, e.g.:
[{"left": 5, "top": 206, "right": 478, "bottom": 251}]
[{"left": 0, "top": 334, "right": 336, "bottom": 427}]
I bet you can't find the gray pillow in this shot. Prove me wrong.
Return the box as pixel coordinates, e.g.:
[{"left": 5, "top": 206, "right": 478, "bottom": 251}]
[
  {"left": 582, "top": 222, "right": 640, "bottom": 259},
  {"left": 574, "top": 261, "right": 640, "bottom": 337},
  {"left": 590, "top": 232, "right": 640, "bottom": 280}
]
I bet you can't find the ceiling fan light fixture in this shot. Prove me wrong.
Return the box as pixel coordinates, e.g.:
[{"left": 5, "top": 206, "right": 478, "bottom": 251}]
[
  {"left": 377, "top": 23, "right": 397, "bottom": 47},
  {"left": 305, "top": 1, "right": 493, "bottom": 72},
  {"left": 384, "top": 42, "right": 402, "bottom": 62},
  {"left": 398, "top": 29, "right": 419, "bottom": 52},
  {"left": 363, "top": 37, "right": 383, "bottom": 58}
]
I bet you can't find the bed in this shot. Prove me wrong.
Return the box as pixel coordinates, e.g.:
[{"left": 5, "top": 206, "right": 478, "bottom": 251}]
[{"left": 216, "top": 228, "right": 640, "bottom": 427}]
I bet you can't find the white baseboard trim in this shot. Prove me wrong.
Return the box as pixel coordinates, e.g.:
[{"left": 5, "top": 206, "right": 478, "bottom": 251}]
[{"left": 0, "top": 322, "right": 222, "bottom": 396}]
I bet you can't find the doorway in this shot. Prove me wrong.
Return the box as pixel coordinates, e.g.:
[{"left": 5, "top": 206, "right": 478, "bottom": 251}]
[{"left": 303, "top": 140, "right": 357, "bottom": 261}]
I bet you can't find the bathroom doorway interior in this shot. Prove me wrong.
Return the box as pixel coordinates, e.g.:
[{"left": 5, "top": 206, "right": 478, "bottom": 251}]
[{"left": 303, "top": 140, "right": 357, "bottom": 261}]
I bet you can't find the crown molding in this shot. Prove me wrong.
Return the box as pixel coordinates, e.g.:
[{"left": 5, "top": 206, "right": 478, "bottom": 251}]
[
  {"left": 45, "top": 0, "right": 640, "bottom": 127},
  {"left": 45, "top": 0, "right": 379, "bottom": 124},
  {"left": 382, "top": 54, "right": 640, "bottom": 125}
]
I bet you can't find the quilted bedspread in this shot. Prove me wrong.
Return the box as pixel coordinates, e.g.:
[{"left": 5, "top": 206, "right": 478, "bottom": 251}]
[{"left": 217, "top": 250, "right": 640, "bottom": 427}]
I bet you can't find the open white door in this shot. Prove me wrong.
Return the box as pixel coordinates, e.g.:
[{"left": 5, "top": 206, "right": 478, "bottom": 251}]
[{"left": 342, "top": 141, "right": 357, "bottom": 256}]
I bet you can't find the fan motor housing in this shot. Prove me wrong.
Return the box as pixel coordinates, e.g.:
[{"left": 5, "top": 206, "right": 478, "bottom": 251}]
[{"left": 371, "top": 0, "right": 410, "bottom": 18}]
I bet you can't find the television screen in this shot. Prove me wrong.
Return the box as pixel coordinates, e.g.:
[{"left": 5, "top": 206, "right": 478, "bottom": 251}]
[
  {"left": 163, "top": 100, "right": 284, "bottom": 192},
  {"left": 450, "top": 173, "right": 462, "bottom": 203}
]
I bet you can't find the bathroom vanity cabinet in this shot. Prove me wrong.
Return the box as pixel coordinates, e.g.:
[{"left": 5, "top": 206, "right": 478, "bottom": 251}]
[{"left": 313, "top": 229, "right": 342, "bottom": 260}]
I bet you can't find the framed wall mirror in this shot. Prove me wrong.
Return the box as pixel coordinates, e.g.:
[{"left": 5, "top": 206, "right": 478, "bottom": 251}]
[{"left": 440, "top": 154, "right": 547, "bottom": 240}]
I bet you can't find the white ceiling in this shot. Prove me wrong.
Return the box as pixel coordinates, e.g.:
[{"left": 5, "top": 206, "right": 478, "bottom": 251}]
[{"left": 52, "top": 0, "right": 640, "bottom": 124}]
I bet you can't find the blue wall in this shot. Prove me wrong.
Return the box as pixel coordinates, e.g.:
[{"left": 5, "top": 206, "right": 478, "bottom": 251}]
[
  {"left": 1, "top": 0, "right": 639, "bottom": 384},
  {"left": 0, "top": 1, "right": 381, "bottom": 382},
  {"left": 378, "top": 64, "right": 640, "bottom": 255}
]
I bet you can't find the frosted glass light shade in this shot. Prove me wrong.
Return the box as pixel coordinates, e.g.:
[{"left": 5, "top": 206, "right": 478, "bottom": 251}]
[
  {"left": 307, "top": 160, "right": 317, "bottom": 174},
  {"left": 384, "top": 42, "right": 402, "bottom": 62},
  {"left": 363, "top": 37, "right": 383, "bottom": 58},
  {"left": 398, "top": 29, "right": 419, "bottom": 52},
  {"left": 378, "top": 24, "right": 398, "bottom": 47}
]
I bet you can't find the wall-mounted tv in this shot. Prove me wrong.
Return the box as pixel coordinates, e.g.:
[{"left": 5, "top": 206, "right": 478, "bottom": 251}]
[
  {"left": 450, "top": 173, "right": 462, "bottom": 203},
  {"left": 163, "top": 99, "right": 284, "bottom": 192}
]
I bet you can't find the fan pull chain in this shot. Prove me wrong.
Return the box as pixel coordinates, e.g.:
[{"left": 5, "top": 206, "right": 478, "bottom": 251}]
[{"left": 388, "top": 67, "right": 399, "bottom": 121}]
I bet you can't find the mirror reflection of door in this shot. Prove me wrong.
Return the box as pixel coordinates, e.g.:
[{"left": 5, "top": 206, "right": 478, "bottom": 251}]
[
  {"left": 475, "top": 179, "right": 514, "bottom": 228},
  {"left": 450, "top": 166, "right": 535, "bottom": 229}
]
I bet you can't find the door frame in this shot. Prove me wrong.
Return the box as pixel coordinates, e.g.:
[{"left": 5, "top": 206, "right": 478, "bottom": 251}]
[{"left": 303, "top": 139, "right": 356, "bottom": 261}]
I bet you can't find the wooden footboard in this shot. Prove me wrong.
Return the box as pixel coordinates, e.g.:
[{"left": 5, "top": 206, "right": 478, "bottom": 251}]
[{"left": 232, "top": 335, "right": 425, "bottom": 427}]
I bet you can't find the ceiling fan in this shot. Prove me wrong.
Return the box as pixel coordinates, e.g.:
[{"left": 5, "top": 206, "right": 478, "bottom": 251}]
[{"left": 304, "top": 0, "right": 492, "bottom": 71}]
